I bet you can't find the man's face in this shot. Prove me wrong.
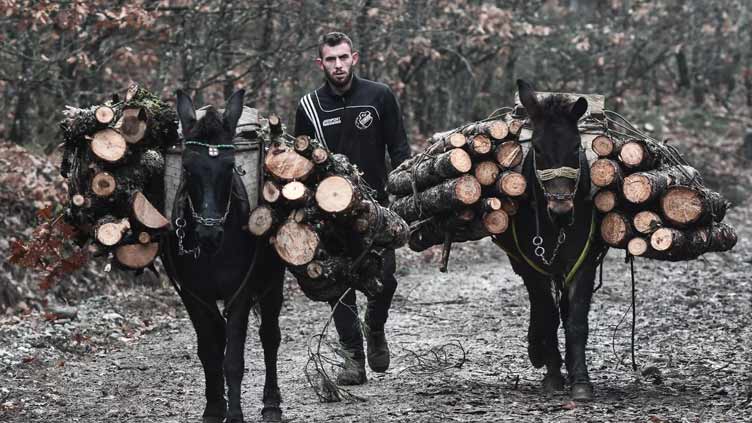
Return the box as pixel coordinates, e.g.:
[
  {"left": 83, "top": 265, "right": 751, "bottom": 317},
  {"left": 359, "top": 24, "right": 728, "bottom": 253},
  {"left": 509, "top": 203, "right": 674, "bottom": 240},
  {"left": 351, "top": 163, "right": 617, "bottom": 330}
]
[{"left": 316, "top": 42, "right": 359, "bottom": 88}]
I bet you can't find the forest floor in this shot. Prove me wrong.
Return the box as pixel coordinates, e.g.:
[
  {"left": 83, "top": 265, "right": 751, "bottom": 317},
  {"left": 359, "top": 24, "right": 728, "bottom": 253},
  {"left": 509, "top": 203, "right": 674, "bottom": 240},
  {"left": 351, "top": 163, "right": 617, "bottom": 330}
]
[{"left": 2, "top": 199, "right": 751, "bottom": 423}]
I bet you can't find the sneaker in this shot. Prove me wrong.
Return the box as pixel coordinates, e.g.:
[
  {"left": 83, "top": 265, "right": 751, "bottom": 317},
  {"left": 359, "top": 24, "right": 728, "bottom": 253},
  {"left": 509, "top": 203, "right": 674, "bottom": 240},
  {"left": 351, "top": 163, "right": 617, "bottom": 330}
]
[{"left": 366, "top": 329, "right": 390, "bottom": 372}]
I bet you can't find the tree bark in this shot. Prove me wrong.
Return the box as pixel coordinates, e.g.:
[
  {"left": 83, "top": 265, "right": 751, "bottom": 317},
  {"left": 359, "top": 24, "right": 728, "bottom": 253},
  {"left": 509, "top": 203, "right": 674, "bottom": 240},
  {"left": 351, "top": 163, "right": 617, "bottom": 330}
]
[
  {"left": 390, "top": 175, "right": 482, "bottom": 222},
  {"left": 387, "top": 148, "right": 472, "bottom": 195},
  {"left": 650, "top": 223, "right": 737, "bottom": 259},
  {"left": 462, "top": 120, "right": 509, "bottom": 140}
]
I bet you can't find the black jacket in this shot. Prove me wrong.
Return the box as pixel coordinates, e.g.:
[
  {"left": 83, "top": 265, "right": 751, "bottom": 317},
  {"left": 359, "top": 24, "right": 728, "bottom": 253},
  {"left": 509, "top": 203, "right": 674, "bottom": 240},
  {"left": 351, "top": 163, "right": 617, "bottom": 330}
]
[{"left": 294, "top": 75, "right": 411, "bottom": 199}]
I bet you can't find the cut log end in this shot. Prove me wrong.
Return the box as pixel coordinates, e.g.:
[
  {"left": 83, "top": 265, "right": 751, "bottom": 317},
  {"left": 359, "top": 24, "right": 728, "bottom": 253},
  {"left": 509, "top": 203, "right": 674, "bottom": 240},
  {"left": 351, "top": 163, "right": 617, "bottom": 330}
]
[
  {"left": 468, "top": 134, "right": 492, "bottom": 156},
  {"left": 264, "top": 145, "right": 314, "bottom": 181},
  {"left": 311, "top": 147, "right": 329, "bottom": 164},
  {"left": 282, "top": 181, "right": 310, "bottom": 204},
  {"left": 633, "top": 210, "right": 662, "bottom": 234},
  {"left": 600, "top": 212, "right": 632, "bottom": 248},
  {"left": 593, "top": 190, "right": 617, "bottom": 213},
  {"left": 96, "top": 218, "right": 131, "bottom": 247},
  {"left": 450, "top": 148, "right": 473, "bottom": 173},
  {"left": 660, "top": 186, "right": 703, "bottom": 226},
  {"left": 508, "top": 120, "right": 523, "bottom": 136},
  {"left": 487, "top": 120, "right": 509, "bottom": 140},
  {"left": 619, "top": 141, "right": 649, "bottom": 168},
  {"left": 294, "top": 135, "right": 311, "bottom": 153},
  {"left": 262, "top": 181, "right": 281, "bottom": 203},
  {"left": 448, "top": 132, "right": 466, "bottom": 148},
  {"left": 137, "top": 231, "right": 151, "bottom": 244},
  {"left": 132, "top": 191, "right": 169, "bottom": 229},
  {"left": 591, "top": 135, "right": 616, "bottom": 157},
  {"left": 480, "top": 197, "right": 502, "bottom": 212},
  {"left": 95, "top": 106, "right": 115, "bottom": 124},
  {"left": 650, "top": 228, "right": 676, "bottom": 251},
  {"left": 91, "top": 172, "right": 116, "bottom": 197},
  {"left": 627, "top": 237, "right": 649, "bottom": 256},
  {"left": 590, "top": 159, "right": 621, "bottom": 188},
  {"left": 473, "top": 161, "right": 500, "bottom": 186},
  {"left": 454, "top": 175, "right": 482, "bottom": 205},
  {"left": 248, "top": 205, "right": 275, "bottom": 236},
  {"left": 482, "top": 210, "right": 509, "bottom": 234},
  {"left": 495, "top": 141, "right": 523, "bottom": 169},
  {"left": 623, "top": 174, "right": 652, "bottom": 204},
  {"left": 90, "top": 128, "right": 127, "bottom": 163},
  {"left": 71, "top": 194, "right": 86, "bottom": 207},
  {"left": 273, "top": 222, "right": 319, "bottom": 266},
  {"left": 115, "top": 242, "right": 159, "bottom": 269},
  {"left": 306, "top": 261, "right": 324, "bottom": 279},
  {"left": 315, "top": 175, "right": 356, "bottom": 213},
  {"left": 498, "top": 172, "right": 527, "bottom": 197}
]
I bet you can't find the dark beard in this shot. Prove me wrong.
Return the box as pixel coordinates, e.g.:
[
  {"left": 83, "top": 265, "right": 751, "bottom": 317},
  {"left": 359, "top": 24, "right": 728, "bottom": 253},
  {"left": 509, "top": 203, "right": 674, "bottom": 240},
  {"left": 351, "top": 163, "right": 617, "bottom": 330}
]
[{"left": 324, "top": 69, "right": 353, "bottom": 88}]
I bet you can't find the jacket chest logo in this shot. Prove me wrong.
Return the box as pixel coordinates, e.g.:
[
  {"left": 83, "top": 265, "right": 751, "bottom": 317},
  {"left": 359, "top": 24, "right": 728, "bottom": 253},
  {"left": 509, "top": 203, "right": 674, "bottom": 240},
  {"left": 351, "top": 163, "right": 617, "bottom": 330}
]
[
  {"left": 322, "top": 116, "right": 341, "bottom": 127},
  {"left": 355, "top": 111, "right": 373, "bottom": 130}
]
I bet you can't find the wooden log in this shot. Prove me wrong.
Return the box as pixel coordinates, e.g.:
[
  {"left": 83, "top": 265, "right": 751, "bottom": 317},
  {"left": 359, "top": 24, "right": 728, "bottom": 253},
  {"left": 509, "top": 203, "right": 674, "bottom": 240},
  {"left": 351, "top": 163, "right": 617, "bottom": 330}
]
[
  {"left": 466, "top": 134, "right": 493, "bottom": 157},
  {"left": 632, "top": 210, "right": 663, "bottom": 234},
  {"left": 390, "top": 175, "right": 482, "bottom": 222},
  {"left": 494, "top": 141, "right": 523, "bottom": 169},
  {"left": 462, "top": 120, "right": 509, "bottom": 140},
  {"left": 115, "top": 242, "right": 159, "bottom": 269},
  {"left": 91, "top": 171, "right": 116, "bottom": 197},
  {"left": 311, "top": 147, "right": 329, "bottom": 165},
  {"left": 137, "top": 231, "right": 151, "bottom": 244},
  {"left": 627, "top": 237, "right": 650, "bottom": 256},
  {"left": 593, "top": 190, "right": 618, "bottom": 213},
  {"left": 315, "top": 175, "right": 361, "bottom": 214},
  {"left": 291, "top": 207, "right": 320, "bottom": 224},
  {"left": 618, "top": 139, "right": 657, "bottom": 170},
  {"left": 262, "top": 180, "right": 281, "bottom": 204},
  {"left": 248, "top": 205, "right": 277, "bottom": 236},
  {"left": 273, "top": 221, "right": 320, "bottom": 266},
  {"left": 660, "top": 186, "right": 729, "bottom": 227},
  {"left": 479, "top": 197, "right": 502, "bottom": 212},
  {"left": 294, "top": 135, "right": 312, "bottom": 156},
  {"left": 72, "top": 194, "right": 86, "bottom": 207},
  {"left": 623, "top": 165, "right": 700, "bottom": 204},
  {"left": 132, "top": 191, "right": 169, "bottom": 229},
  {"left": 119, "top": 107, "right": 148, "bottom": 144},
  {"left": 508, "top": 119, "right": 524, "bottom": 137},
  {"left": 473, "top": 161, "right": 500, "bottom": 187},
  {"left": 268, "top": 114, "right": 283, "bottom": 136},
  {"left": 89, "top": 128, "right": 127, "bottom": 163},
  {"left": 95, "top": 105, "right": 115, "bottom": 124},
  {"left": 264, "top": 144, "right": 314, "bottom": 182},
  {"left": 500, "top": 197, "right": 518, "bottom": 216},
  {"left": 591, "top": 135, "right": 625, "bottom": 158},
  {"left": 281, "top": 181, "right": 312, "bottom": 206},
  {"left": 482, "top": 210, "right": 509, "bottom": 235},
  {"left": 650, "top": 223, "right": 737, "bottom": 259},
  {"left": 496, "top": 171, "right": 527, "bottom": 197},
  {"left": 387, "top": 148, "right": 472, "bottom": 195},
  {"left": 95, "top": 217, "right": 131, "bottom": 247},
  {"left": 352, "top": 200, "right": 409, "bottom": 249},
  {"left": 590, "top": 158, "right": 623, "bottom": 188},
  {"left": 599, "top": 211, "right": 633, "bottom": 248}
]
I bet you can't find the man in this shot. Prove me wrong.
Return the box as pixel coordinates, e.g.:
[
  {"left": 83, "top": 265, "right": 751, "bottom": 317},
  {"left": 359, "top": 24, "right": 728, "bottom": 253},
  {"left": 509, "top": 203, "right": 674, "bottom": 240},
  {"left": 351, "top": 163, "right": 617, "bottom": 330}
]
[{"left": 294, "top": 32, "right": 411, "bottom": 385}]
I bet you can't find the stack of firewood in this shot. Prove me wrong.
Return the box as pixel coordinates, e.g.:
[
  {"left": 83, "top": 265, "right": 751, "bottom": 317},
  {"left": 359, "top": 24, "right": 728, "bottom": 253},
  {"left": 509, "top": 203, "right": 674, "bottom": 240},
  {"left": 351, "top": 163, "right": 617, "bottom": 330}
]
[
  {"left": 60, "top": 83, "right": 177, "bottom": 270},
  {"left": 387, "top": 118, "right": 527, "bottom": 261},
  {"left": 250, "top": 135, "right": 409, "bottom": 301},
  {"left": 591, "top": 135, "right": 736, "bottom": 260}
]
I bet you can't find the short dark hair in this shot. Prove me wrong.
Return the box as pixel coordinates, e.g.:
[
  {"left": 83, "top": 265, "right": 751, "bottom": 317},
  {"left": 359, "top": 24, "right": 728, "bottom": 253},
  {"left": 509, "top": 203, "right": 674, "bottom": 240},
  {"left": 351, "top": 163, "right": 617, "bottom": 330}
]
[{"left": 318, "top": 32, "right": 354, "bottom": 58}]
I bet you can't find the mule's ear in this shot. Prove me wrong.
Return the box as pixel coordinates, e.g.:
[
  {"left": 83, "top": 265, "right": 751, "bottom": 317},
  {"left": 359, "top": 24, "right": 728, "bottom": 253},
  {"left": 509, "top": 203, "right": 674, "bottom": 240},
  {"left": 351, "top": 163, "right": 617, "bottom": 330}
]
[
  {"left": 176, "top": 89, "right": 196, "bottom": 134},
  {"left": 224, "top": 89, "right": 245, "bottom": 135},
  {"left": 517, "top": 79, "right": 541, "bottom": 120},
  {"left": 570, "top": 97, "right": 588, "bottom": 121}
]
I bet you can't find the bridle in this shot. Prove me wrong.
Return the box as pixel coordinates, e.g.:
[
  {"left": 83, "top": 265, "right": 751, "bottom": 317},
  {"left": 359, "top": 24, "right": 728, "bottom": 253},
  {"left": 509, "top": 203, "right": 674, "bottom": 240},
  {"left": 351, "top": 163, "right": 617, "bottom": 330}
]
[
  {"left": 529, "top": 146, "right": 585, "bottom": 267},
  {"left": 175, "top": 140, "right": 237, "bottom": 258}
]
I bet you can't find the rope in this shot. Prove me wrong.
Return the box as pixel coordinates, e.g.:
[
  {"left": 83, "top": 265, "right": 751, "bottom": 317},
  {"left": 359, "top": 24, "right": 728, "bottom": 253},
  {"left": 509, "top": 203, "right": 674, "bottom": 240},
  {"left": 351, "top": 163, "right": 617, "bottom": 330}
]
[{"left": 630, "top": 255, "right": 637, "bottom": 372}]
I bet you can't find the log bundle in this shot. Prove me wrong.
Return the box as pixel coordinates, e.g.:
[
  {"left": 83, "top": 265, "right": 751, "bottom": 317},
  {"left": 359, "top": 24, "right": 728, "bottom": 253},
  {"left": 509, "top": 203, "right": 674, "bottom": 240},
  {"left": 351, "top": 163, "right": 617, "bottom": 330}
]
[
  {"left": 388, "top": 118, "right": 525, "bottom": 270},
  {"left": 589, "top": 133, "right": 736, "bottom": 261},
  {"left": 390, "top": 104, "right": 736, "bottom": 269},
  {"left": 59, "top": 83, "right": 178, "bottom": 270},
  {"left": 257, "top": 135, "right": 409, "bottom": 301}
]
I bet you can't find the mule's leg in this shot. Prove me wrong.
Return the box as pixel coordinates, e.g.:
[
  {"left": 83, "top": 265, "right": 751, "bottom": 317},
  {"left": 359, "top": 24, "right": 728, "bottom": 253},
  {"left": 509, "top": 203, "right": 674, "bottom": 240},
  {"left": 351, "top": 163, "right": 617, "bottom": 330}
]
[
  {"left": 223, "top": 290, "right": 253, "bottom": 423},
  {"left": 183, "top": 295, "right": 227, "bottom": 422},
  {"left": 258, "top": 274, "right": 284, "bottom": 422},
  {"left": 563, "top": 263, "right": 597, "bottom": 401},
  {"left": 517, "top": 266, "right": 565, "bottom": 393}
]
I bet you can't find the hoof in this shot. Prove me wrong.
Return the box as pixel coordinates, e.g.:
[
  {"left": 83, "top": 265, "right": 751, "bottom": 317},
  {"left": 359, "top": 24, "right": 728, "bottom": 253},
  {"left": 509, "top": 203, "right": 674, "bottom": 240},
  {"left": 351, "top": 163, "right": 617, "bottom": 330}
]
[
  {"left": 542, "top": 374, "right": 565, "bottom": 394},
  {"left": 261, "top": 406, "right": 282, "bottom": 422},
  {"left": 527, "top": 341, "right": 545, "bottom": 369},
  {"left": 571, "top": 383, "right": 593, "bottom": 401},
  {"left": 202, "top": 417, "right": 223, "bottom": 423}
]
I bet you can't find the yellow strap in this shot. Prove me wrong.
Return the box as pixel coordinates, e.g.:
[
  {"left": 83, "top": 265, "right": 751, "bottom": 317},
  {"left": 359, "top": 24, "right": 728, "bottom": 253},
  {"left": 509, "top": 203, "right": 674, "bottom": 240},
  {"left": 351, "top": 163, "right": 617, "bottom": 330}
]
[{"left": 500, "top": 210, "right": 597, "bottom": 289}]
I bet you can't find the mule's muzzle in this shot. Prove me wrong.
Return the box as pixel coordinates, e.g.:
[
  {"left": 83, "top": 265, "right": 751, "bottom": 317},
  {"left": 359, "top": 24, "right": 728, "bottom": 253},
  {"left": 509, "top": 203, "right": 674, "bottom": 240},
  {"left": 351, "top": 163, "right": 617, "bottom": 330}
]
[
  {"left": 195, "top": 225, "right": 224, "bottom": 254},
  {"left": 545, "top": 191, "right": 575, "bottom": 215}
]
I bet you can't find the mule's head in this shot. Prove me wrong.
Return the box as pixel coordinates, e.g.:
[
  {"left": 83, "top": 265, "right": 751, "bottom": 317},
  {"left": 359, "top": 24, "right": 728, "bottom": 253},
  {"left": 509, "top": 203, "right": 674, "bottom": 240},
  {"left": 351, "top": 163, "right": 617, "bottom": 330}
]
[
  {"left": 176, "top": 89, "right": 245, "bottom": 253},
  {"left": 517, "top": 79, "right": 587, "bottom": 223}
]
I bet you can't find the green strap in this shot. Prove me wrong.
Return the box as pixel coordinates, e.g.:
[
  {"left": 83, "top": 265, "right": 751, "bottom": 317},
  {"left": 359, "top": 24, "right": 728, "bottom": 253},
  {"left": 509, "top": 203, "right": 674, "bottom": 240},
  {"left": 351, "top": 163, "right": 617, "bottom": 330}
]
[{"left": 496, "top": 210, "right": 597, "bottom": 289}]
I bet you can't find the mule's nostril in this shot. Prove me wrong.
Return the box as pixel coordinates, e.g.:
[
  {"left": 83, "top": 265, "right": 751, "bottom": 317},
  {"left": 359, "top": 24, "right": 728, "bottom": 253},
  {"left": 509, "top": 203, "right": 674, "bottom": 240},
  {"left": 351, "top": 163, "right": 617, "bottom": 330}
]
[{"left": 548, "top": 200, "right": 574, "bottom": 215}]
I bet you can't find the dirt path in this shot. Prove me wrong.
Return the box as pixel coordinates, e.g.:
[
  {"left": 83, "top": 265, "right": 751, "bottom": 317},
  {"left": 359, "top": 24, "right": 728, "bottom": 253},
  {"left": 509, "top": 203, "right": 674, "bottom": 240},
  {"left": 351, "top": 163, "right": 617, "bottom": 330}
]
[{"left": 2, "top": 206, "right": 751, "bottom": 422}]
